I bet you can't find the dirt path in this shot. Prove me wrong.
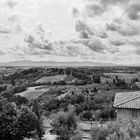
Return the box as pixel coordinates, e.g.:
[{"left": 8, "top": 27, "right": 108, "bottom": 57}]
[{"left": 43, "top": 117, "right": 57, "bottom": 140}]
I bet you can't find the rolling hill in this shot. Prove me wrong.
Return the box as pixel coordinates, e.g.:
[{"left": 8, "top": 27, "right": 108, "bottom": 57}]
[{"left": 0, "top": 60, "right": 118, "bottom": 67}]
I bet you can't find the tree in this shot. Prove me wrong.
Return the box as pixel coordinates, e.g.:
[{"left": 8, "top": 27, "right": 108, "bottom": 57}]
[
  {"left": 0, "top": 96, "right": 44, "bottom": 140},
  {"left": 51, "top": 105, "right": 77, "bottom": 140},
  {"left": 92, "top": 75, "right": 101, "bottom": 83},
  {"left": 81, "top": 110, "right": 92, "bottom": 120},
  {"left": 31, "top": 100, "right": 44, "bottom": 140},
  {"left": 11, "top": 79, "right": 15, "bottom": 86}
]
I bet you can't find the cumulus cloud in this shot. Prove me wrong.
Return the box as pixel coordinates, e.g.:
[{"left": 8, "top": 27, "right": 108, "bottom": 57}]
[
  {"left": 85, "top": 1, "right": 104, "bottom": 17},
  {"left": 126, "top": 1, "right": 140, "bottom": 20},
  {"left": 0, "top": 24, "right": 11, "bottom": 34},
  {"left": 5, "top": 0, "right": 18, "bottom": 9},
  {"left": 8, "top": 14, "right": 23, "bottom": 23},
  {"left": 68, "top": 37, "right": 112, "bottom": 54},
  {"left": 24, "top": 34, "right": 53, "bottom": 51},
  {"left": 35, "top": 23, "right": 46, "bottom": 40},
  {"left": 23, "top": 22, "right": 56, "bottom": 53},
  {"left": 130, "top": 41, "right": 140, "bottom": 48},
  {"left": 135, "top": 48, "right": 140, "bottom": 55},
  {"left": 75, "top": 19, "right": 108, "bottom": 39},
  {"left": 0, "top": 50, "right": 5, "bottom": 55},
  {"left": 72, "top": 7, "right": 80, "bottom": 18},
  {"left": 71, "top": 0, "right": 140, "bottom": 63},
  {"left": 81, "top": 38, "right": 106, "bottom": 53},
  {"left": 107, "top": 22, "right": 140, "bottom": 36},
  {"left": 75, "top": 20, "right": 93, "bottom": 37},
  {"left": 24, "top": 33, "right": 90, "bottom": 57},
  {"left": 1, "top": 0, "right": 140, "bottom": 64},
  {"left": 83, "top": 0, "right": 128, "bottom": 17},
  {"left": 110, "top": 39, "right": 127, "bottom": 46}
]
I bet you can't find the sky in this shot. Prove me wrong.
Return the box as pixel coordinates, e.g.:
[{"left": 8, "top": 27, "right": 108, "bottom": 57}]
[{"left": 0, "top": 0, "right": 140, "bottom": 64}]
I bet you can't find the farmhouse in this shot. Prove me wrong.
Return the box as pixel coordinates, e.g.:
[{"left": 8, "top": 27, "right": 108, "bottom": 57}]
[
  {"left": 135, "top": 82, "right": 140, "bottom": 89},
  {"left": 114, "top": 91, "right": 140, "bottom": 120}
]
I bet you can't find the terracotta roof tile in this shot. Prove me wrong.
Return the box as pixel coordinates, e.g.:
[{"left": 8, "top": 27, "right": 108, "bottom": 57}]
[{"left": 114, "top": 91, "right": 140, "bottom": 109}]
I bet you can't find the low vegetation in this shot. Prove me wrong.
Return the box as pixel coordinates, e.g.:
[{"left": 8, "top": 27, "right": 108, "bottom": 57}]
[
  {"left": 51, "top": 105, "right": 77, "bottom": 140},
  {"left": 0, "top": 66, "right": 140, "bottom": 139},
  {"left": 0, "top": 96, "right": 44, "bottom": 140},
  {"left": 91, "top": 120, "right": 140, "bottom": 140}
]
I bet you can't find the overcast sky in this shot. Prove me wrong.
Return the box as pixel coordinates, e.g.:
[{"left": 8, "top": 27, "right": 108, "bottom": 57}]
[{"left": 0, "top": 0, "right": 140, "bottom": 64}]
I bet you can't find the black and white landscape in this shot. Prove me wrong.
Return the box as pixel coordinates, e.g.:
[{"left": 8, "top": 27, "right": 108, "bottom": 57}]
[{"left": 1, "top": 0, "right": 140, "bottom": 140}]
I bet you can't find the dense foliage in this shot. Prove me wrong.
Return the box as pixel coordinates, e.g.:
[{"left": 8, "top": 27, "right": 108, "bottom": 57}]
[
  {"left": 91, "top": 120, "right": 140, "bottom": 140},
  {"left": 43, "top": 91, "right": 116, "bottom": 121},
  {"left": 51, "top": 105, "right": 77, "bottom": 140},
  {"left": 0, "top": 96, "right": 44, "bottom": 140}
]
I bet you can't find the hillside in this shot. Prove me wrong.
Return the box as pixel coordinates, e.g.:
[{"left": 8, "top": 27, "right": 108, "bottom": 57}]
[{"left": 0, "top": 60, "right": 118, "bottom": 67}]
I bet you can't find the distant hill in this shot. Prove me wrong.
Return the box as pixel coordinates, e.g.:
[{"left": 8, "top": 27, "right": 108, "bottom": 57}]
[{"left": 0, "top": 60, "right": 119, "bottom": 67}]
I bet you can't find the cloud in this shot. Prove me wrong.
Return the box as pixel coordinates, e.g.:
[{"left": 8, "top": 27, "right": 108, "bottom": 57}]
[
  {"left": 75, "top": 19, "right": 108, "bottom": 39},
  {"left": 72, "top": 7, "right": 80, "bottom": 18},
  {"left": 106, "top": 22, "right": 140, "bottom": 36},
  {"left": 14, "top": 24, "right": 23, "bottom": 32},
  {"left": 24, "top": 34, "right": 53, "bottom": 51},
  {"left": 23, "top": 22, "right": 56, "bottom": 52},
  {"left": 100, "top": 0, "right": 128, "bottom": 7},
  {"left": 135, "top": 48, "right": 140, "bottom": 56},
  {"left": 75, "top": 20, "right": 93, "bottom": 37},
  {"left": 130, "top": 41, "right": 140, "bottom": 47},
  {"left": 71, "top": 38, "right": 107, "bottom": 53},
  {"left": 60, "top": 44, "right": 84, "bottom": 57},
  {"left": 1, "top": 0, "right": 140, "bottom": 64},
  {"left": 126, "top": 1, "right": 140, "bottom": 20},
  {"left": 35, "top": 23, "right": 46, "bottom": 39},
  {"left": 24, "top": 34, "right": 89, "bottom": 57},
  {"left": 81, "top": 38, "right": 106, "bottom": 53},
  {"left": 110, "top": 39, "right": 127, "bottom": 46},
  {"left": 5, "top": 0, "right": 18, "bottom": 9},
  {"left": 84, "top": 0, "right": 128, "bottom": 17},
  {"left": 0, "top": 24, "right": 11, "bottom": 34},
  {"left": 8, "top": 14, "right": 23, "bottom": 23},
  {"left": 0, "top": 50, "right": 5, "bottom": 55},
  {"left": 79, "top": 31, "right": 89, "bottom": 39},
  {"left": 85, "top": 1, "right": 104, "bottom": 17}
]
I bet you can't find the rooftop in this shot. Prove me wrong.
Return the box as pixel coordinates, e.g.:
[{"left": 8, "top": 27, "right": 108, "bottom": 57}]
[{"left": 114, "top": 91, "right": 140, "bottom": 109}]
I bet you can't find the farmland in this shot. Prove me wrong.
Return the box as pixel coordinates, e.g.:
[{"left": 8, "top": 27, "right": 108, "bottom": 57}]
[
  {"left": 1, "top": 66, "right": 140, "bottom": 140},
  {"left": 35, "top": 74, "right": 75, "bottom": 84},
  {"left": 16, "top": 86, "right": 49, "bottom": 100},
  {"left": 104, "top": 73, "right": 139, "bottom": 83}
]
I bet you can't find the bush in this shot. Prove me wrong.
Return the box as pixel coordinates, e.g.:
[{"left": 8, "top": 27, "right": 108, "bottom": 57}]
[
  {"left": 51, "top": 105, "right": 77, "bottom": 140},
  {"left": 91, "top": 120, "right": 140, "bottom": 140},
  {"left": 81, "top": 110, "right": 92, "bottom": 121},
  {"left": 0, "top": 96, "right": 44, "bottom": 140},
  {"left": 71, "top": 131, "right": 82, "bottom": 140}
]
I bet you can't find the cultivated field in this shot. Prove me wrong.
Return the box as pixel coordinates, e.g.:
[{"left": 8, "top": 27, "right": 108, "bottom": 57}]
[
  {"left": 16, "top": 86, "right": 49, "bottom": 100},
  {"left": 35, "top": 74, "right": 75, "bottom": 84},
  {"left": 36, "top": 75, "right": 67, "bottom": 84},
  {"left": 104, "top": 73, "right": 139, "bottom": 83}
]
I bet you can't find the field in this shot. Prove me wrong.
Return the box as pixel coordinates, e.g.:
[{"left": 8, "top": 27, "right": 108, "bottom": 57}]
[
  {"left": 0, "top": 67, "right": 22, "bottom": 77},
  {"left": 104, "top": 73, "right": 139, "bottom": 83},
  {"left": 16, "top": 86, "right": 49, "bottom": 100},
  {"left": 35, "top": 74, "right": 75, "bottom": 84},
  {"left": 35, "top": 75, "right": 67, "bottom": 84},
  {"left": 1, "top": 66, "right": 140, "bottom": 140}
]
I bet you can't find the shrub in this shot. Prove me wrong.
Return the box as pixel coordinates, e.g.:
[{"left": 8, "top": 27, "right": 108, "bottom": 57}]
[
  {"left": 81, "top": 110, "right": 92, "bottom": 121},
  {"left": 51, "top": 105, "right": 77, "bottom": 140},
  {"left": 91, "top": 120, "right": 140, "bottom": 140},
  {"left": 71, "top": 131, "right": 82, "bottom": 140},
  {"left": 0, "top": 96, "right": 44, "bottom": 140}
]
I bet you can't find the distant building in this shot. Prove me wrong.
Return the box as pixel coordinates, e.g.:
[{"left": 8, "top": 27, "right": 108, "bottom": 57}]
[
  {"left": 135, "top": 82, "right": 140, "bottom": 88},
  {"left": 100, "top": 77, "right": 113, "bottom": 84},
  {"left": 114, "top": 91, "right": 140, "bottom": 120}
]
